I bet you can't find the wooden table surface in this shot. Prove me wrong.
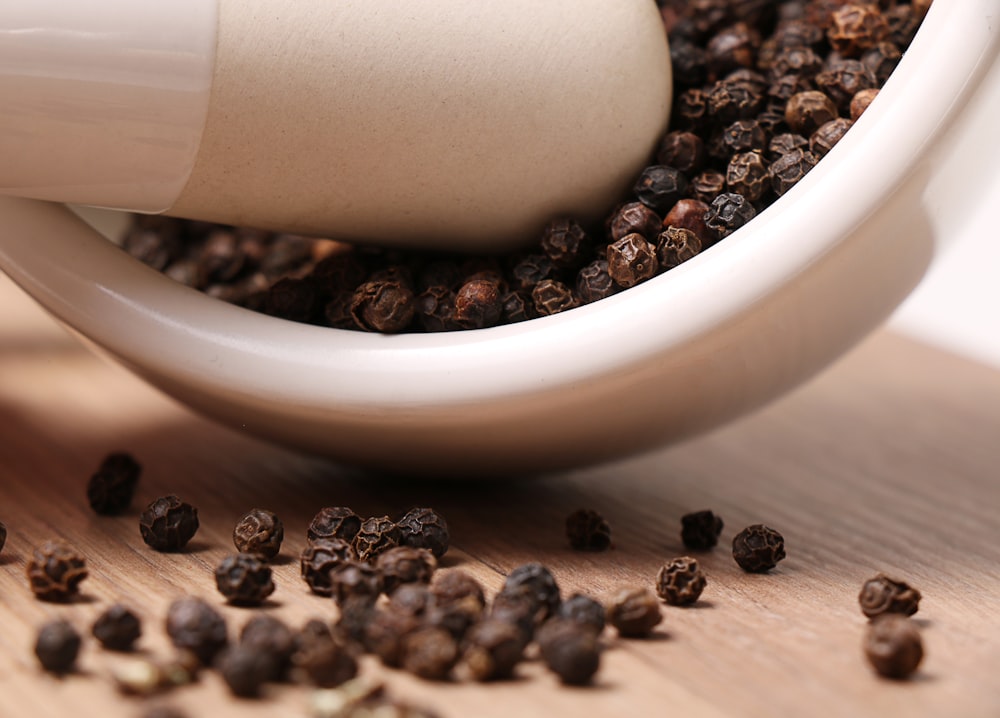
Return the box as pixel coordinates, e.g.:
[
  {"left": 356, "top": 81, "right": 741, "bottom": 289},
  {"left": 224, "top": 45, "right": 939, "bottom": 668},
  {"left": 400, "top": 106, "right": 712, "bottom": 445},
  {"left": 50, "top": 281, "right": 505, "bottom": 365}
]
[{"left": 1, "top": 272, "right": 998, "bottom": 718}]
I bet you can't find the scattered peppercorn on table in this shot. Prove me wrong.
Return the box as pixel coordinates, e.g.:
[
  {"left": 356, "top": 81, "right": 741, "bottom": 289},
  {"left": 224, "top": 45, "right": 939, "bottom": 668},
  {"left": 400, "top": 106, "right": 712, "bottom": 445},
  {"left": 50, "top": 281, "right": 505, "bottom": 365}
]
[{"left": 0, "top": 272, "right": 998, "bottom": 718}]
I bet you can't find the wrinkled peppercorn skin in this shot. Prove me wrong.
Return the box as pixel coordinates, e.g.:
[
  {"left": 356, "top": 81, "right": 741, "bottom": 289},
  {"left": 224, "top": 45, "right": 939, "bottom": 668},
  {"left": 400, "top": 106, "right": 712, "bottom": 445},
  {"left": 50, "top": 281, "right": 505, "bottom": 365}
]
[
  {"left": 501, "top": 563, "right": 562, "bottom": 623},
  {"left": 656, "top": 557, "right": 707, "bottom": 606},
  {"left": 300, "top": 538, "right": 355, "bottom": 596},
  {"left": 376, "top": 546, "right": 437, "bottom": 594},
  {"left": 732, "top": 524, "right": 786, "bottom": 572},
  {"left": 308, "top": 506, "right": 363, "bottom": 544},
  {"left": 233, "top": 508, "right": 284, "bottom": 559},
  {"left": 859, "top": 574, "right": 921, "bottom": 619},
  {"left": 26, "top": 540, "right": 89, "bottom": 601},
  {"left": 395, "top": 507, "right": 450, "bottom": 559},
  {"left": 352, "top": 515, "right": 402, "bottom": 562},
  {"left": 139, "top": 495, "right": 199, "bottom": 552}
]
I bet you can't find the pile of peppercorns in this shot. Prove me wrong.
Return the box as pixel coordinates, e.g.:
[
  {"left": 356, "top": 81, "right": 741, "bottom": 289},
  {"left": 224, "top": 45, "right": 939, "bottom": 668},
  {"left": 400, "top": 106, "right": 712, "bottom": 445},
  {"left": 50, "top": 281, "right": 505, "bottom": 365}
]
[{"left": 119, "top": 0, "right": 927, "bottom": 334}]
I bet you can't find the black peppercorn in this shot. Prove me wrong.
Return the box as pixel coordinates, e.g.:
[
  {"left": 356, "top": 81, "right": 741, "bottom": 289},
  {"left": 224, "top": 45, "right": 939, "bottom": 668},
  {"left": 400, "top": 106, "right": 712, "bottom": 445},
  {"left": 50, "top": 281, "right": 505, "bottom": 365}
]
[
  {"left": 92, "top": 604, "right": 142, "bottom": 651},
  {"left": 809, "top": 117, "right": 853, "bottom": 157},
  {"left": 334, "top": 595, "right": 377, "bottom": 647},
  {"left": 86, "top": 451, "right": 141, "bottom": 515},
  {"left": 655, "top": 556, "right": 707, "bottom": 606},
  {"left": 264, "top": 276, "right": 321, "bottom": 323},
  {"left": 575, "top": 259, "right": 620, "bottom": 305},
  {"left": 555, "top": 593, "right": 607, "bottom": 635},
  {"left": 414, "top": 286, "right": 458, "bottom": 332},
  {"left": 607, "top": 234, "right": 659, "bottom": 288},
  {"left": 500, "top": 289, "right": 536, "bottom": 324},
  {"left": 540, "top": 218, "right": 589, "bottom": 269},
  {"left": 859, "top": 574, "right": 921, "bottom": 619},
  {"left": 350, "top": 279, "right": 415, "bottom": 333},
  {"left": 294, "top": 632, "right": 358, "bottom": 689},
  {"left": 814, "top": 60, "right": 876, "bottom": 112},
  {"left": 706, "top": 77, "right": 765, "bottom": 123},
  {"left": 34, "top": 619, "right": 82, "bottom": 674},
  {"left": 565, "top": 509, "right": 612, "bottom": 552},
  {"left": 768, "top": 132, "right": 809, "bottom": 160},
  {"left": 864, "top": 615, "right": 923, "bottom": 680},
  {"left": 769, "top": 147, "right": 819, "bottom": 195},
  {"left": 300, "top": 538, "right": 356, "bottom": 596},
  {"left": 352, "top": 515, "right": 402, "bottom": 562},
  {"left": 681, "top": 509, "right": 724, "bottom": 550},
  {"left": 215, "top": 553, "right": 276, "bottom": 605},
  {"left": 461, "top": 618, "right": 525, "bottom": 682},
  {"left": 330, "top": 559, "right": 385, "bottom": 605},
  {"left": 217, "top": 645, "right": 276, "bottom": 697},
  {"left": 233, "top": 508, "right": 284, "bottom": 559},
  {"left": 363, "top": 606, "right": 422, "bottom": 667},
  {"left": 657, "top": 131, "right": 705, "bottom": 174},
  {"left": 308, "top": 506, "right": 363, "bottom": 544},
  {"left": 511, "top": 254, "right": 556, "bottom": 291},
  {"left": 531, "top": 279, "right": 579, "bottom": 316},
  {"left": 139, "top": 495, "right": 199, "bottom": 552},
  {"left": 634, "top": 165, "right": 690, "bottom": 214},
  {"left": 732, "top": 524, "right": 786, "bottom": 572},
  {"left": 536, "top": 618, "right": 601, "bottom": 685},
  {"left": 26, "top": 540, "right": 88, "bottom": 601},
  {"left": 704, "top": 192, "right": 756, "bottom": 239},
  {"left": 430, "top": 569, "right": 486, "bottom": 608},
  {"left": 165, "top": 597, "right": 228, "bottom": 665},
  {"left": 828, "top": 3, "right": 889, "bottom": 58},
  {"left": 607, "top": 587, "right": 662, "bottom": 638},
  {"left": 401, "top": 626, "right": 459, "bottom": 681},
  {"left": 722, "top": 119, "right": 769, "bottom": 154},
  {"left": 0, "top": 520, "right": 6, "bottom": 554},
  {"left": 689, "top": 169, "right": 727, "bottom": 205},
  {"left": 501, "top": 563, "right": 562, "bottom": 623},
  {"left": 240, "top": 614, "right": 296, "bottom": 681},
  {"left": 375, "top": 546, "right": 437, "bottom": 594},
  {"left": 726, "top": 151, "right": 770, "bottom": 202}
]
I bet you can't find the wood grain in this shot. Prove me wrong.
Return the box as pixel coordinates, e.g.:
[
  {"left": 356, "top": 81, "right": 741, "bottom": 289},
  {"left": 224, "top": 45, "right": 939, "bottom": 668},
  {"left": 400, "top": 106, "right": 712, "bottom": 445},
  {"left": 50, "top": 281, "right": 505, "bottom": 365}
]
[{"left": 1, "top": 273, "right": 998, "bottom": 718}]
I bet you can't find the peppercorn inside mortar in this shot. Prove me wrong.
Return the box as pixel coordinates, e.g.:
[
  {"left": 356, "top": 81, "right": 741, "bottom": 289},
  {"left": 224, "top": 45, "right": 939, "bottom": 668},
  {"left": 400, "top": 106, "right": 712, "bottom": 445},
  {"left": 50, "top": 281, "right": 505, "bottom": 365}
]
[{"left": 122, "top": 1, "right": 927, "bottom": 333}]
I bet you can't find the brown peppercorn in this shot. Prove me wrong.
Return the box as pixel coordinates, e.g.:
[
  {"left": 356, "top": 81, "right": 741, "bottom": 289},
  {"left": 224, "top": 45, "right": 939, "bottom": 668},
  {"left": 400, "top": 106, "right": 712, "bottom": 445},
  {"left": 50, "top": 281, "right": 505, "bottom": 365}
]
[
  {"left": 241, "top": 614, "right": 296, "bottom": 681},
  {"left": 732, "top": 524, "right": 786, "bottom": 572},
  {"left": 139, "top": 495, "right": 199, "bottom": 552},
  {"left": 859, "top": 574, "right": 921, "bottom": 619},
  {"left": 540, "top": 218, "right": 589, "bottom": 268},
  {"left": 375, "top": 546, "right": 437, "bottom": 594},
  {"left": 215, "top": 553, "right": 276, "bottom": 605},
  {"left": 86, "top": 451, "right": 141, "bottom": 515},
  {"left": 502, "top": 563, "right": 562, "bottom": 623},
  {"left": 26, "top": 540, "right": 88, "bottom": 601},
  {"left": 768, "top": 132, "right": 809, "bottom": 160},
  {"left": 292, "top": 629, "right": 359, "bottom": 688},
  {"left": 217, "top": 645, "right": 276, "bottom": 697},
  {"left": 849, "top": 87, "right": 879, "bottom": 120},
  {"left": 722, "top": 119, "right": 769, "bottom": 154},
  {"left": 864, "top": 615, "right": 923, "bottom": 679},
  {"left": 828, "top": 3, "right": 889, "bottom": 57},
  {"left": 200, "top": 229, "right": 245, "bottom": 283},
  {"left": 861, "top": 41, "right": 901, "bottom": 85},
  {"left": 350, "top": 279, "right": 415, "bottom": 333},
  {"left": 165, "top": 597, "right": 228, "bottom": 665},
  {"left": 462, "top": 618, "right": 526, "bottom": 681},
  {"left": 609, "top": 201, "right": 662, "bottom": 242},
  {"left": 681, "top": 510, "right": 724, "bottom": 550},
  {"left": 488, "top": 586, "right": 539, "bottom": 644},
  {"left": 363, "top": 606, "right": 423, "bottom": 667},
  {"left": 510, "top": 253, "right": 557, "bottom": 291},
  {"left": 607, "top": 587, "right": 662, "bottom": 638},
  {"left": 656, "top": 226, "right": 702, "bottom": 270},
  {"left": 352, "top": 515, "right": 402, "bottom": 562},
  {"left": 414, "top": 286, "right": 457, "bottom": 332},
  {"left": 265, "top": 276, "right": 321, "bottom": 323},
  {"left": 34, "top": 619, "right": 82, "bottom": 674},
  {"left": 555, "top": 593, "right": 606, "bottom": 635},
  {"left": 785, "top": 90, "right": 838, "bottom": 135},
  {"left": 334, "top": 595, "right": 377, "bottom": 647},
  {"left": 565, "top": 509, "right": 612, "bottom": 552},
  {"left": 536, "top": 618, "right": 601, "bottom": 685},
  {"left": 706, "top": 77, "right": 766, "bottom": 124},
  {"left": 308, "top": 506, "right": 363, "bottom": 544},
  {"left": 330, "top": 559, "right": 384, "bottom": 605},
  {"left": 809, "top": 117, "right": 853, "bottom": 157},
  {"left": 395, "top": 507, "right": 450, "bottom": 559},
  {"left": 401, "top": 626, "right": 459, "bottom": 681},
  {"left": 233, "top": 508, "right": 283, "bottom": 559},
  {"left": 815, "top": 60, "right": 877, "bottom": 112},
  {"left": 655, "top": 557, "right": 707, "bottom": 606},
  {"left": 123, "top": 227, "right": 180, "bottom": 270},
  {"left": 689, "top": 168, "right": 727, "bottom": 205},
  {"left": 726, "top": 151, "right": 770, "bottom": 202},
  {"left": 607, "top": 233, "right": 659, "bottom": 288},
  {"left": 500, "top": 289, "right": 536, "bottom": 323},
  {"left": 662, "top": 199, "right": 712, "bottom": 244},
  {"left": 430, "top": 569, "right": 486, "bottom": 608},
  {"left": 531, "top": 278, "right": 579, "bottom": 316},
  {"left": 301, "top": 538, "right": 356, "bottom": 596},
  {"left": 92, "top": 604, "right": 142, "bottom": 651},
  {"left": 770, "top": 46, "right": 823, "bottom": 79},
  {"left": 657, "top": 131, "right": 705, "bottom": 174},
  {"left": 453, "top": 278, "right": 503, "bottom": 330}
]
